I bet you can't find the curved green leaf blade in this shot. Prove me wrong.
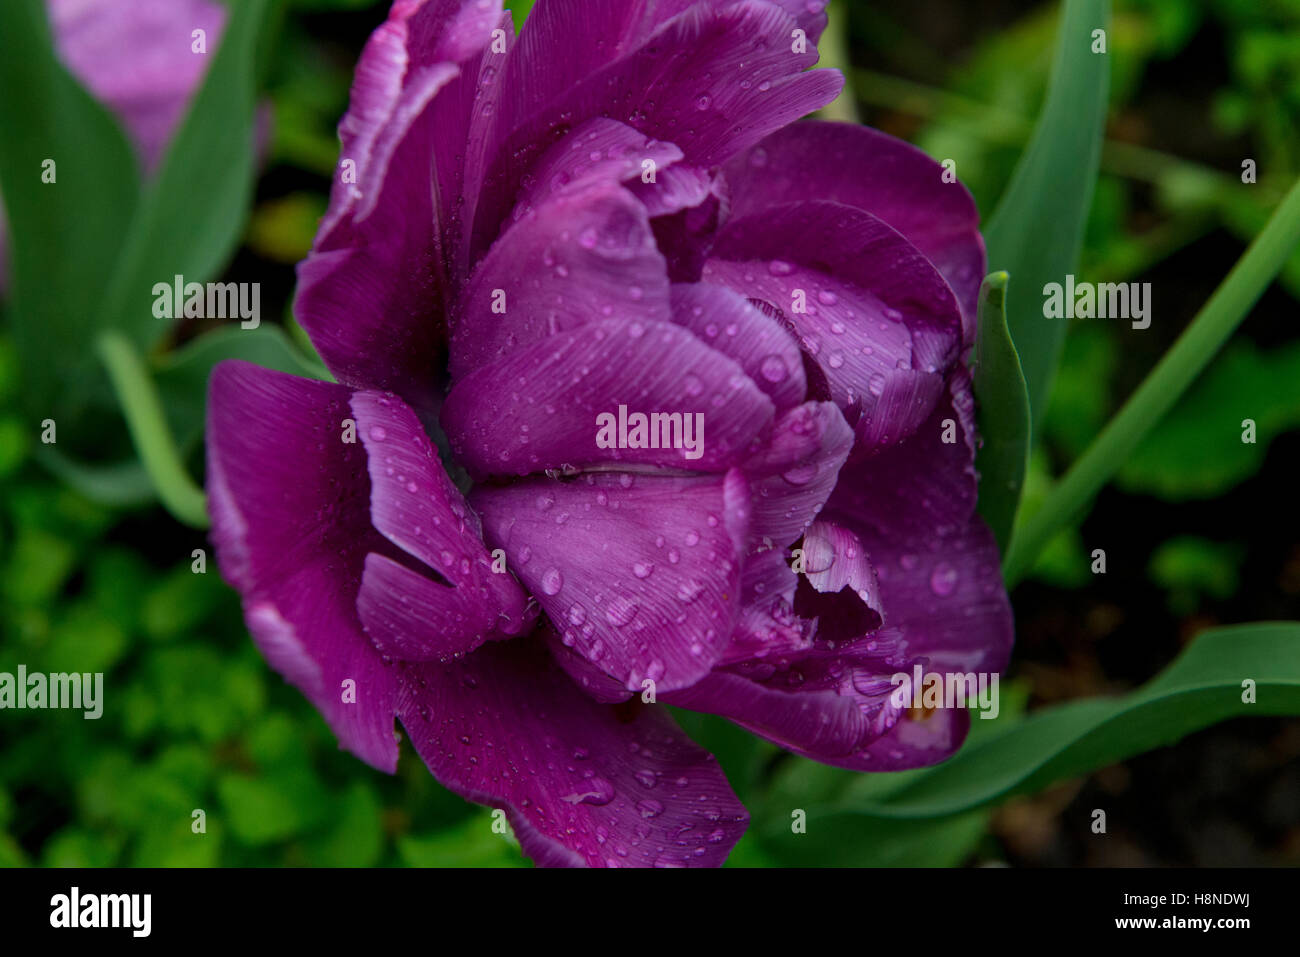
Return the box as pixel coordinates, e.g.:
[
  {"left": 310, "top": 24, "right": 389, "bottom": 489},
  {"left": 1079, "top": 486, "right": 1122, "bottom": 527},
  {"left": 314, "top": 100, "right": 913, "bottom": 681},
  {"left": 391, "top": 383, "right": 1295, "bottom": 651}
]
[
  {"left": 755, "top": 622, "right": 1298, "bottom": 865},
  {"left": 101, "top": 0, "right": 279, "bottom": 349},
  {"left": 983, "top": 0, "right": 1110, "bottom": 430},
  {"left": 97, "top": 332, "right": 209, "bottom": 528},
  {"left": 754, "top": 684, "right": 1029, "bottom": 867},
  {"left": 972, "top": 272, "right": 1031, "bottom": 553},
  {"left": 844, "top": 622, "right": 1300, "bottom": 820},
  {"left": 32, "top": 449, "right": 154, "bottom": 508},
  {"left": 1003, "top": 175, "right": 1300, "bottom": 587},
  {"left": 503, "top": 0, "right": 537, "bottom": 23},
  {"left": 0, "top": 0, "right": 140, "bottom": 419},
  {"left": 1116, "top": 340, "right": 1300, "bottom": 500}
]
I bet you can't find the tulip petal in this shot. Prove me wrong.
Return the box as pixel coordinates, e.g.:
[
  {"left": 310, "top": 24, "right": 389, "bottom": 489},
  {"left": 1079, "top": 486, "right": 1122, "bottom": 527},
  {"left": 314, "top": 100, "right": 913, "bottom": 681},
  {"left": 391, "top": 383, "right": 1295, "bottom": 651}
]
[
  {"left": 663, "top": 669, "right": 875, "bottom": 761},
  {"left": 725, "top": 121, "right": 986, "bottom": 341},
  {"left": 794, "top": 519, "right": 883, "bottom": 641},
  {"left": 669, "top": 283, "right": 807, "bottom": 412},
  {"left": 829, "top": 367, "right": 978, "bottom": 542},
  {"left": 296, "top": 0, "right": 502, "bottom": 410},
  {"left": 206, "top": 362, "right": 398, "bottom": 771},
  {"left": 472, "top": 469, "right": 750, "bottom": 692},
  {"left": 717, "top": 546, "right": 813, "bottom": 666},
  {"left": 853, "top": 518, "right": 1015, "bottom": 679},
  {"left": 350, "top": 390, "right": 535, "bottom": 657},
  {"left": 443, "top": 318, "right": 774, "bottom": 477},
  {"left": 518, "top": 117, "right": 685, "bottom": 213},
  {"left": 451, "top": 181, "right": 671, "bottom": 378},
  {"left": 396, "top": 638, "right": 748, "bottom": 867},
  {"left": 849, "top": 368, "right": 946, "bottom": 459},
  {"left": 472, "top": 0, "right": 841, "bottom": 256},
  {"left": 705, "top": 201, "right": 964, "bottom": 414},
  {"left": 742, "top": 400, "right": 853, "bottom": 546}
]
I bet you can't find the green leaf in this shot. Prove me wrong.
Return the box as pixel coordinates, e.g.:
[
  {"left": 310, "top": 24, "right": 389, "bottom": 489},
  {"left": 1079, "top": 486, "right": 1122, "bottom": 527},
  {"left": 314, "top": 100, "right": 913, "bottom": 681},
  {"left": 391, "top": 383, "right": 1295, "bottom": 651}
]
[
  {"left": 1148, "top": 536, "right": 1243, "bottom": 615},
  {"left": 153, "top": 325, "right": 330, "bottom": 463},
  {"left": 669, "top": 708, "right": 776, "bottom": 806},
  {"left": 98, "top": 332, "right": 209, "bottom": 528},
  {"left": 755, "top": 682, "right": 1030, "bottom": 867},
  {"left": 1041, "top": 323, "right": 1117, "bottom": 457},
  {"left": 834, "top": 622, "right": 1300, "bottom": 822},
  {"left": 46, "top": 605, "right": 128, "bottom": 674},
  {"left": 398, "top": 813, "right": 528, "bottom": 868},
  {"left": 218, "top": 770, "right": 328, "bottom": 846},
  {"left": 132, "top": 819, "right": 222, "bottom": 868},
  {"left": 40, "top": 829, "right": 122, "bottom": 868},
  {"left": 1116, "top": 340, "right": 1300, "bottom": 500},
  {"left": 141, "top": 563, "right": 228, "bottom": 641},
  {"left": 0, "top": 0, "right": 140, "bottom": 418},
  {"left": 504, "top": 0, "right": 538, "bottom": 24},
  {"left": 100, "top": 0, "right": 279, "bottom": 350},
  {"left": 972, "top": 272, "right": 1030, "bottom": 553},
  {"left": 306, "top": 783, "right": 385, "bottom": 867},
  {"left": 1011, "top": 450, "right": 1090, "bottom": 587},
  {"left": 29, "top": 449, "right": 154, "bottom": 509},
  {"left": 1002, "top": 174, "right": 1300, "bottom": 587},
  {"left": 983, "top": 0, "right": 1110, "bottom": 430}
]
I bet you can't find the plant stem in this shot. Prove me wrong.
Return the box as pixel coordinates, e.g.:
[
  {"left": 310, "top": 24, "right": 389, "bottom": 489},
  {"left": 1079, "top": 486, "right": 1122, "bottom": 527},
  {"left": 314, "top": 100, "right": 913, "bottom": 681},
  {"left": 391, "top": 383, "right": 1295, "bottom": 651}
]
[
  {"left": 1003, "top": 175, "right": 1300, "bottom": 587},
  {"left": 97, "top": 330, "right": 210, "bottom": 528}
]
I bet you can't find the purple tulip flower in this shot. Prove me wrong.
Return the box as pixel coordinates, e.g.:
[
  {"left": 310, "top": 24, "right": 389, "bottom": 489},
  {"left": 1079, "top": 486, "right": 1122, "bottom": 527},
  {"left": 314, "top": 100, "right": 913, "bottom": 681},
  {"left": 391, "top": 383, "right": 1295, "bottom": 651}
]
[
  {"left": 207, "top": 0, "right": 1013, "bottom": 867},
  {"left": 48, "top": 0, "right": 228, "bottom": 173}
]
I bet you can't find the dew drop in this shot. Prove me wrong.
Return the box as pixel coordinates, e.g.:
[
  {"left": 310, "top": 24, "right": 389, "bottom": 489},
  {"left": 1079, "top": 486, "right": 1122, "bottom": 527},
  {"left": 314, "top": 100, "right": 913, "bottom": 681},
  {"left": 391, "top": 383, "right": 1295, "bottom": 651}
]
[
  {"left": 541, "top": 567, "right": 565, "bottom": 595},
  {"left": 566, "top": 777, "right": 616, "bottom": 807},
  {"left": 929, "top": 562, "right": 958, "bottom": 597},
  {"left": 759, "top": 354, "right": 788, "bottom": 383}
]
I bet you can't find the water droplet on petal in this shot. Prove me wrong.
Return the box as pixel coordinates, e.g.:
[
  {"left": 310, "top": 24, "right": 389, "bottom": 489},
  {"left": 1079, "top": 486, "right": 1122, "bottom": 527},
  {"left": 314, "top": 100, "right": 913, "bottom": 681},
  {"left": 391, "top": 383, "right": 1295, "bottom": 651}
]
[
  {"left": 782, "top": 463, "right": 818, "bottom": 485},
  {"left": 759, "top": 354, "right": 788, "bottom": 383},
  {"left": 566, "top": 776, "right": 616, "bottom": 806},
  {"left": 929, "top": 562, "right": 958, "bottom": 596},
  {"left": 541, "top": 567, "right": 564, "bottom": 595}
]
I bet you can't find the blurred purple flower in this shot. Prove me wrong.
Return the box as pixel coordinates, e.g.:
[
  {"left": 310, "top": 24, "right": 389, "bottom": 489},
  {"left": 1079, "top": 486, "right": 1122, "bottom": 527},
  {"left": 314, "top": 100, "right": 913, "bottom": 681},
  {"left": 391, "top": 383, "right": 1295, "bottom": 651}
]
[
  {"left": 207, "top": 0, "right": 1013, "bottom": 867},
  {"left": 49, "top": 0, "right": 228, "bottom": 173},
  {"left": 0, "top": 0, "right": 227, "bottom": 287}
]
